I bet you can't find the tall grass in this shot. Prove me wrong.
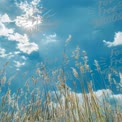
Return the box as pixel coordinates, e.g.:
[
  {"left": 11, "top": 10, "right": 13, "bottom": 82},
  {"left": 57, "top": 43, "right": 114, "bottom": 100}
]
[{"left": 0, "top": 36, "right": 122, "bottom": 122}]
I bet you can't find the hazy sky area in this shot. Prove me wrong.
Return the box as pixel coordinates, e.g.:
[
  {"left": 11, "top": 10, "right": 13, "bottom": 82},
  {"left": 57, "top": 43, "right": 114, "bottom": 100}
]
[{"left": 0, "top": 0, "right": 122, "bottom": 93}]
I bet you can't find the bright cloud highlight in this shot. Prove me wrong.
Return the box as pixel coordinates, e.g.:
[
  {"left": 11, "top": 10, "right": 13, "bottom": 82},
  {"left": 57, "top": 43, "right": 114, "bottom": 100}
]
[
  {"left": 0, "top": 47, "right": 7, "bottom": 58},
  {"left": 15, "top": 0, "right": 42, "bottom": 31}
]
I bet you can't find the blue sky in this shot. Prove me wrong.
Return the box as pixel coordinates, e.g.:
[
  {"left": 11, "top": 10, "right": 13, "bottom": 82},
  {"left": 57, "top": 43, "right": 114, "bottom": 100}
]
[{"left": 0, "top": 0, "right": 122, "bottom": 93}]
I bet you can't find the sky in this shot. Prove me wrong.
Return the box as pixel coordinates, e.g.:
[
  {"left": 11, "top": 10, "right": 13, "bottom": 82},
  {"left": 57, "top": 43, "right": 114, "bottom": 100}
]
[{"left": 0, "top": 0, "right": 122, "bottom": 94}]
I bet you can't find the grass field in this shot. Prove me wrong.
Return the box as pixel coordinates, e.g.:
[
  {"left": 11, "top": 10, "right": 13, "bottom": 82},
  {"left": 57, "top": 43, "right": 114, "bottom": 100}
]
[{"left": 0, "top": 44, "right": 122, "bottom": 122}]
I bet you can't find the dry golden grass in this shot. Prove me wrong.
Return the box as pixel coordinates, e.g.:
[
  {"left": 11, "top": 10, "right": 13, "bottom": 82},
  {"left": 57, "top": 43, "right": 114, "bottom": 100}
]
[{"left": 0, "top": 39, "right": 122, "bottom": 122}]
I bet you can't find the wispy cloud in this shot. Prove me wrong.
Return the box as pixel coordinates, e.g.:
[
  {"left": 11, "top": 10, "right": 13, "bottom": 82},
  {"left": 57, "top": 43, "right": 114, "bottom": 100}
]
[
  {"left": 103, "top": 32, "right": 122, "bottom": 47},
  {"left": 0, "top": 47, "right": 14, "bottom": 58},
  {"left": 14, "top": 60, "right": 25, "bottom": 70},
  {"left": 21, "top": 56, "right": 27, "bottom": 60},
  {"left": 42, "top": 33, "right": 58, "bottom": 44}
]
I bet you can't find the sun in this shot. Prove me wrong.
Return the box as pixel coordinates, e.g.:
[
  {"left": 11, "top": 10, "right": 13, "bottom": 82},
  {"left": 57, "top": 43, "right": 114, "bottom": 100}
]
[{"left": 15, "top": 0, "right": 43, "bottom": 32}]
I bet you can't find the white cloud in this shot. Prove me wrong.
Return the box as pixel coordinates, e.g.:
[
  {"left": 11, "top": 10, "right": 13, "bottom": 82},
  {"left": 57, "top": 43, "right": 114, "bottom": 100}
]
[
  {"left": 21, "top": 56, "right": 27, "bottom": 60},
  {"left": 0, "top": 47, "right": 14, "bottom": 58},
  {"left": 31, "top": 0, "right": 40, "bottom": 5},
  {"left": 17, "top": 42, "right": 39, "bottom": 54},
  {"left": 7, "top": 32, "right": 39, "bottom": 54},
  {"left": 68, "top": 89, "right": 113, "bottom": 104},
  {"left": 42, "top": 33, "right": 58, "bottom": 44},
  {"left": 8, "top": 33, "right": 29, "bottom": 43},
  {"left": 0, "top": 13, "right": 12, "bottom": 23},
  {"left": 7, "top": 52, "right": 15, "bottom": 59},
  {"left": 103, "top": 32, "right": 122, "bottom": 47},
  {"left": 51, "top": 89, "right": 122, "bottom": 108},
  {"left": 15, "top": 0, "right": 42, "bottom": 31},
  {"left": 0, "top": 22, "right": 39, "bottom": 54},
  {"left": 15, "top": 0, "right": 40, "bottom": 15},
  {"left": 0, "top": 47, "right": 7, "bottom": 57},
  {"left": 13, "top": 51, "right": 21, "bottom": 55},
  {"left": 14, "top": 60, "right": 25, "bottom": 68},
  {"left": 14, "top": 60, "right": 26, "bottom": 70},
  {"left": 0, "top": 22, "right": 14, "bottom": 36}
]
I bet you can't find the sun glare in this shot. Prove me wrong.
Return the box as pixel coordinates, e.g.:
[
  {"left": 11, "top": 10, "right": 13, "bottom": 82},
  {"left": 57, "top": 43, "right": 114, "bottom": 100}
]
[
  {"left": 15, "top": 0, "right": 43, "bottom": 32},
  {"left": 24, "top": 17, "right": 42, "bottom": 31}
]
